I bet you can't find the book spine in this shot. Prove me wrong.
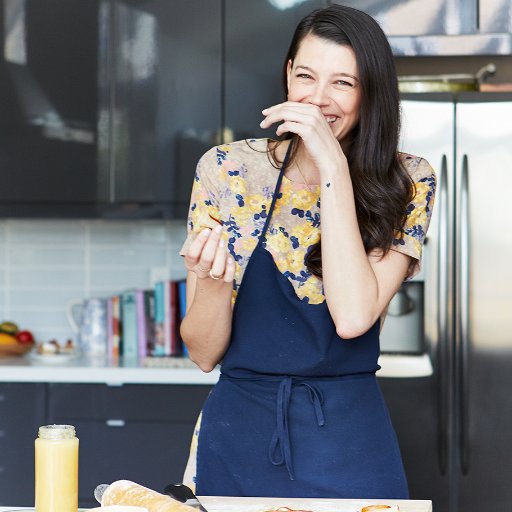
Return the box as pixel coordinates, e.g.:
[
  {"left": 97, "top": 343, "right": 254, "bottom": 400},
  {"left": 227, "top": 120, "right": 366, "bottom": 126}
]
[
  {"left": 112, "top": 295, "right": 121, "bottom": 359},
  {"left": 163, "top": 280, "right": 172, "bottom": 356},
  {"left": 177, "top": 279, "right": 188, "bottom": 357},
  {"left": 144, "top": 289, "right": 156, "bottom": 356},
  {"left": 136, "top": 289, "right": 147, "bottom": 359},
  {"left": 170, "top": 281, "right": 179, "bottom": 356},
  {"left": 121, "top": 290, "right": 138, "bottom": 361},
  {"left": 153, "top": 281, "right": 166, "bottom": 356},
  {"left": 107, "top": 297, "right": 113, "bottom": 359}
]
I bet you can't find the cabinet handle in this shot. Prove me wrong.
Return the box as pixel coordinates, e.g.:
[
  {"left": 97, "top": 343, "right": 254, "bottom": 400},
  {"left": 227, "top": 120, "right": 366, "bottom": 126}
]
[
  {"left": 0, "top": 429, "right": 5, "bottom": 437},
  {"left": 106, "top": 419, "right": 126, "bottom": 427},
  {"left": 0, "top": 394, "right": 5, "bottom": 401}
]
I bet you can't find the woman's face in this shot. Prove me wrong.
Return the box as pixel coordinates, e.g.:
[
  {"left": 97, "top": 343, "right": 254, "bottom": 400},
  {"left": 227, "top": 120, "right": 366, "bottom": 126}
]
[{"left": 286, "top": 34, "right": 362, "bottom": 144}]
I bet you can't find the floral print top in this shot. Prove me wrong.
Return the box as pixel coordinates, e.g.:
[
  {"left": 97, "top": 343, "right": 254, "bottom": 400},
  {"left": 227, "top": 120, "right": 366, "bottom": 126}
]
[{"left": 180, "top": 138, "right": 436, "bottom": 305}]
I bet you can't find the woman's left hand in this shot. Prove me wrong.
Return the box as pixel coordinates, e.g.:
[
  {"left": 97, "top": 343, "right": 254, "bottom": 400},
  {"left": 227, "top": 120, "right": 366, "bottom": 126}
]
[{"left": 260, "top": 101, "right": 346, "bottom": 174}]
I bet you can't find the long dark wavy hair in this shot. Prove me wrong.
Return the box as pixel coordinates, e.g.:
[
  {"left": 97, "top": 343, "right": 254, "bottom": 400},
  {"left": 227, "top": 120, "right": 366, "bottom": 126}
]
[{"left": 271, "top": 5, "right": 414, "bottom": 278}]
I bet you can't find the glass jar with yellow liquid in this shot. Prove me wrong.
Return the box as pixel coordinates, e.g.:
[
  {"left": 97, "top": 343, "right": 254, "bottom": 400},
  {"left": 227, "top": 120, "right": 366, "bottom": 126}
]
[{"left": 35, "top": 424, "right": 79, "bottom": 512}]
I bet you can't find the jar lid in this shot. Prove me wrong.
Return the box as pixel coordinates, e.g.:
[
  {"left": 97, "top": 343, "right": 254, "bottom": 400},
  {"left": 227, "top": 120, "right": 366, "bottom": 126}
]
[{"left": 38, "top": 424, "right": 76, "bottom": 439}]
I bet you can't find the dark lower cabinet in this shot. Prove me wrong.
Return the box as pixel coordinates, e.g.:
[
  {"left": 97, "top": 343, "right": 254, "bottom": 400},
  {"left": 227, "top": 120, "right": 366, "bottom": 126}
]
[
  {"left": 70, "top": 420, "right": 196, "bottom": 506},
  {"left": 0, "top": 382, "right": 211, "bottom": 508},
  {"left": 0, "top": 383, "right": 46, "bottom": 507},
  {"left": 47, "top": 383, "right": 212, "bottom": 508}
]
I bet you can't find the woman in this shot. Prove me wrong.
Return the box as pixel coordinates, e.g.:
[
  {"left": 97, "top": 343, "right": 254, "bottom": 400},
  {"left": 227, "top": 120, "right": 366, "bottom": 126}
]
[{"left": 180, "top": 4, "right": 436, "bottom": 499}]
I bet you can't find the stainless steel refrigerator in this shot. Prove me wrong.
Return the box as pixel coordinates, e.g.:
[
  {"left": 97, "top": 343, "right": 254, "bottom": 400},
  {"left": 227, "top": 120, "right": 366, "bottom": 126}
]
[{"left": 378, "top": 93, "right": 512, "bottom": 512}]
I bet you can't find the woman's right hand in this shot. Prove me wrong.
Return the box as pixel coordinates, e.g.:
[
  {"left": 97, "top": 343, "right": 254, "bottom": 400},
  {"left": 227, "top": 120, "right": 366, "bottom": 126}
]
[
  {"left": 181, "top": 225, "right": 235, "bottom": 371},
  {"left": 184, "top": 225, "right": 235, "bottom": 283}
]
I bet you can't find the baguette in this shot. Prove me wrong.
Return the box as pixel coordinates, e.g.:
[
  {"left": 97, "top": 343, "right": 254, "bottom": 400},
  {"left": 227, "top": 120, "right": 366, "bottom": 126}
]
[
  {"left": 101, "top": 480, "right": 198, "bottom": 512},
  {"left": 88, "top": 507, "right": 148, "bottom": 512}
]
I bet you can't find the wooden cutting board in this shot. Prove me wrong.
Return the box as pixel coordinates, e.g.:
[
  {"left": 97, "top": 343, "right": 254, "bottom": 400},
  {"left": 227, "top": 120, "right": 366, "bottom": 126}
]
[{"left": 198, "top": 496, "right": 432, "bottom": 512}]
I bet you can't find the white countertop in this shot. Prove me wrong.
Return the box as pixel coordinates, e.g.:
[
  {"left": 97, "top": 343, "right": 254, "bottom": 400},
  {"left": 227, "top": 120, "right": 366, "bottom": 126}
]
[
  {"left": 0, "top": 354, "right": 220, "bottom": 385},
  {"left": 0, "top": 496, "right": 433, "bottom": 512},
  {"left": 0, "top": 353, "right": 432, "bottom": 385}
]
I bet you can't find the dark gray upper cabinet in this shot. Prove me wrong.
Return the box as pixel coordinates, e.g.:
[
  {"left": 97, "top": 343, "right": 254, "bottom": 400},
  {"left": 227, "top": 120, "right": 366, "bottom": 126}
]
[
  {"left": 99, "top": 0, "right": 222, "bottom": 216},
  {"left": 224, "top": 0, "right": 326, "bottom": 143},
  {"left": 0, "top": 0, "right": 332, "bottom": 217},
  {"left": 0, "top": 0, "right": 101, "bottom": 212},
  {"left": 0, "top": 0, "right": 222, "bottom": 218}
]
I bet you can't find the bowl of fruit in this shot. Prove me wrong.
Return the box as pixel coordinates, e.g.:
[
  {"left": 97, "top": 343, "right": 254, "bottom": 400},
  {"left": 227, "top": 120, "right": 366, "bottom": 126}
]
[{"left": 0, "top": 321, "right": 35, "bottom": 357}]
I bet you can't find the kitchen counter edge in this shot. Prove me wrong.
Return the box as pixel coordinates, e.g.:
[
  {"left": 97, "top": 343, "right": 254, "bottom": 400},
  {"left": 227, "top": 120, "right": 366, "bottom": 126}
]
[
  {"left": 0, "top": 353, "right": 432, "bottom": 384},
  {"left": 0, "top": 357, "right": 220, "bottom": 385}
]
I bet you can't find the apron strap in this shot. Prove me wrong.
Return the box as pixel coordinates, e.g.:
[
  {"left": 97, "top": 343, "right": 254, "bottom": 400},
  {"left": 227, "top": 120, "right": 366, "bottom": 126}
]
[
  {"left": 260, "top": 140, "right": 294, "bottom": 240},
  {"left": 268, "top": 377, "right": 294, "bottom": 479},
  {"left": 268, "top": 376, "right": 325, "bottom": 481}
]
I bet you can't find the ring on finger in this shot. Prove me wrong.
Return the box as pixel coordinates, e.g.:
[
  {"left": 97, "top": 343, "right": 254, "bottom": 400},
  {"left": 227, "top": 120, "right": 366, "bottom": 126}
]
[
  {"left": 209, "top": 269, "right": 224, "bottom": 280},
  {"left": 198, "top": 264, "right": 211, "bottom": 272}
]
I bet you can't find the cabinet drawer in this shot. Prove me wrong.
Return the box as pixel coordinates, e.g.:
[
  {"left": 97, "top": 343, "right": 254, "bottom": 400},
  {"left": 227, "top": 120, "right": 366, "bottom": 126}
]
[
  {"left": 0, "top": 383, "right": 46, "bottom": 507},
  {"left": 49, "top": 383, "right": 211, "bottom": 422},
  {"left": 74, "top": 419, "right": 195, "bottom": 507},
  {"left": 0, "top": 382, "right": 44, "bottom": 415},
  {"left": 0, "top": 383, "right": 46, "bottom": 426}
]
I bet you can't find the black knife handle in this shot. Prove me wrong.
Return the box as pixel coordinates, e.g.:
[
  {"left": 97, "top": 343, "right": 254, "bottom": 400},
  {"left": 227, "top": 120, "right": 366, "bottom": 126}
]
[
  {"left": 163, "top": 483, "right": 195, "bottom": 502},
  {"left": 163, "top": 483, "right": 208, "bottom": 512}
]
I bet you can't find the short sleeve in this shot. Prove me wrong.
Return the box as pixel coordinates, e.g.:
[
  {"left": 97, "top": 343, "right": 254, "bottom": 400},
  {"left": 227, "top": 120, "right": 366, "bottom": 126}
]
[
  {"left": 391, "top": 157, "right": 437, "bottom": 279},
  {"left": 179, "top": 147, "right": 222, "bottom": 257}
]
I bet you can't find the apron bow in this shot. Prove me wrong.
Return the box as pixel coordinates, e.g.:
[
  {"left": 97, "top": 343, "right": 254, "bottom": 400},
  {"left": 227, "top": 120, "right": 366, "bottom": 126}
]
[{"left": 268, "top": 376, "right": 325, "bottom": 480}]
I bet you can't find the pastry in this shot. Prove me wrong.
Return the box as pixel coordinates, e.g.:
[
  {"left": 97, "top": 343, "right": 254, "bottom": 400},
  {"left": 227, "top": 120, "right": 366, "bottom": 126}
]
[
  {"left": 361, "top": 505, "right": 399, "bottom": 512},
  {"left": 264, "top": 508, "right": 314, "bottom": 512}
]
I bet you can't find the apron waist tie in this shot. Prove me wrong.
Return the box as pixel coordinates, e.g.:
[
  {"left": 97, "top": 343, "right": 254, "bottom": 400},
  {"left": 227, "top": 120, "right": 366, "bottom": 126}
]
[{"left": 268, "top": 376, "right": 325, "bottom": 480}]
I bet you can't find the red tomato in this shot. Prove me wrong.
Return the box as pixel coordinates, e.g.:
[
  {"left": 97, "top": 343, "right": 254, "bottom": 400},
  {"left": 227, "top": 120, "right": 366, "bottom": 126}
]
[{"left": 16, "top": 330, "right": 35, "bottom": 344}]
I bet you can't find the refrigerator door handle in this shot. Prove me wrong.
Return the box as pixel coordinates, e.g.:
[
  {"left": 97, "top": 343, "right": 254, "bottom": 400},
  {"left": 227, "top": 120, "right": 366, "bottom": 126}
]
[
  {"left": 437, "top": 154, "right": 450, "bottom": 474},
  {"left": 459, "top": 154, "right": 471, "bottom": 475}
]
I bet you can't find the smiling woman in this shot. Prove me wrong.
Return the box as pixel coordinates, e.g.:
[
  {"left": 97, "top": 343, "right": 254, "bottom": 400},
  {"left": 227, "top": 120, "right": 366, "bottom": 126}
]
[
  {"left": 179, "top": 3, "right": 436, "bottom": 500},
  {"left": 280, "top": 36, "right": 362, "bottom": 149}
]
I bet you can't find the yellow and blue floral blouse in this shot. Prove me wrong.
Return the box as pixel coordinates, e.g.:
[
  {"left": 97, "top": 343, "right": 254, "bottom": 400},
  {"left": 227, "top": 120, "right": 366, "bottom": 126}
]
[{"left": 180, "top": 138, "right": 436, "bottom": 304}]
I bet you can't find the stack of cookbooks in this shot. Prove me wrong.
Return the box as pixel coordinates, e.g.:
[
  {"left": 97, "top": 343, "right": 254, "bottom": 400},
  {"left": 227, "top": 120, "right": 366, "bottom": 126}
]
[{"left": 106, "top": 279, "right": 188, "bottom": 362}]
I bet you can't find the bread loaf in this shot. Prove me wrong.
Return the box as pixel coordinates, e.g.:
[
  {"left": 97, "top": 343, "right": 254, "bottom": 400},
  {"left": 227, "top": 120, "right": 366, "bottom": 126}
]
[
  {"left": 101, "top": 480, "right": 198, "bottom": 512},
  {"left": 88, "top": 507, "right": 149, "bottom": 512}
]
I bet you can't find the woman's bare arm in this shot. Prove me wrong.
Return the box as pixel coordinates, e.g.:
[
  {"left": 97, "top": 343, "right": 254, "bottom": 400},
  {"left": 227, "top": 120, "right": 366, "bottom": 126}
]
[
  {"left": 180, "top": 226, "right": 235, "bottom": 372},
  {"left": 262, "top": 102, "right": 410, "bottom": 338}
]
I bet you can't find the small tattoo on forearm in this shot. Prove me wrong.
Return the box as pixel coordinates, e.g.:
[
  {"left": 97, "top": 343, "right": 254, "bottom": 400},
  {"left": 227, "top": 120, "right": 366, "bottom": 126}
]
[{"left": 326, "top": 182, "right": 331, "bottom": 188}]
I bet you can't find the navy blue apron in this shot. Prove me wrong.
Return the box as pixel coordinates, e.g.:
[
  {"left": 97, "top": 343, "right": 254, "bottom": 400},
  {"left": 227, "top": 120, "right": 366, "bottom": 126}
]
[{"left": 196, "top": 146, "right": 408, "bottom": 499}]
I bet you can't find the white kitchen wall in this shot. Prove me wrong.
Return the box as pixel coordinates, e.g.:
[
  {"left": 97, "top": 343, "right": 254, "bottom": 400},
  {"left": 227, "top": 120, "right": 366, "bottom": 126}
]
[{"left": 0, "top": 219, "right": 188, "bottom": 344}]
